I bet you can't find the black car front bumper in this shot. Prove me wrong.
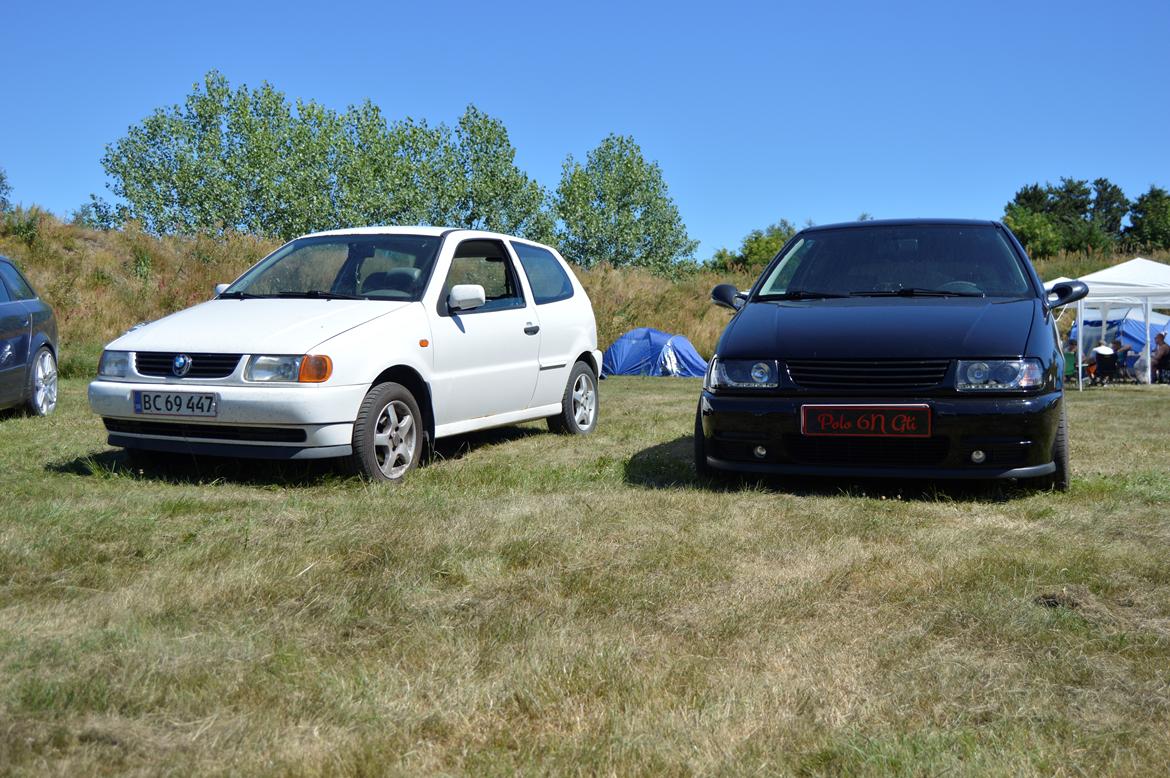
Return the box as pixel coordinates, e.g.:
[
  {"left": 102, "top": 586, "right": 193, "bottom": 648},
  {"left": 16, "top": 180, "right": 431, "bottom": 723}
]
[{"left": 699, "top": 390, "right": 1061, "bottom": 480}]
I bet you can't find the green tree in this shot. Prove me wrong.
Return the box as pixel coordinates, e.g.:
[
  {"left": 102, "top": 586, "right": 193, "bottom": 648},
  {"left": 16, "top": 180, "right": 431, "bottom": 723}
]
[
  {"left": 554, "top": 134, "right": 697, "bottom": 274},
  {"left": 1126, "top": 186, "right": 1170, "bottom": 250},
  {"left": 0, "top": 166, "right": 11, "bottom": 212},
  {"left": 708, "top": 220, "right": 797, "bottom": 273},
  {"left": 435, "top": 106, "right": 553, "bottom": 243},
  {"left": 97, "top": 71, "right": 555, "bottom": 242},
  {"left": 1003, "top": 204, "right": 1062, "bottom": 259},
  {"left": 1003, "top": 177, "right": 1131, "bottom": 255}
]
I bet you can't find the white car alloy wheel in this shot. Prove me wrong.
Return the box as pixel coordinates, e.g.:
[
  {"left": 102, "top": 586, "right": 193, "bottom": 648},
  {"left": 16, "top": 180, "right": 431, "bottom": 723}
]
[
  {"left": 349, "top": 381, "right": 423, "bottom": 482},
  {"left": 28, "top": 347, "right": 57, "bottom": 416},
  {"left": 374, "top": 399, "right": 417, "bottom": 479},
  {"left": 548, "top": 361, "right": 598, "bottom": 435},
  {"left": 572, "top": 373, "right": 596, "bottom": 429}
]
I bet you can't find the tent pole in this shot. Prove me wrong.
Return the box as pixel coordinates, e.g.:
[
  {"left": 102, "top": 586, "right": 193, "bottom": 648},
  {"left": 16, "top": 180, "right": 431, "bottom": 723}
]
[
  {"left": 1145, "top": 299, "right": 1153, "bottom": 384},
  {"left": 1077, "top": 299, "right": 1084, "bottom": 391}
]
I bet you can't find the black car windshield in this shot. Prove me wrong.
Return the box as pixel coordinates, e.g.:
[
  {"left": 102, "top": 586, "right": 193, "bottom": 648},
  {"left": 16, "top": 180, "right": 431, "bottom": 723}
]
[
  {"left": 224, "top": 234, "right": 442, "bottom": 301},
  {"left": 755, "top": 224, "right": 1034, "bottom": 300}
]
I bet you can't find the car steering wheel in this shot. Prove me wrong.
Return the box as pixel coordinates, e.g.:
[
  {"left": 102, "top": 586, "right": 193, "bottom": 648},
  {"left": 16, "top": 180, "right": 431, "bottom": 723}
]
[{"left": 937, "top": 280, "right": 983, "bottom": 294}]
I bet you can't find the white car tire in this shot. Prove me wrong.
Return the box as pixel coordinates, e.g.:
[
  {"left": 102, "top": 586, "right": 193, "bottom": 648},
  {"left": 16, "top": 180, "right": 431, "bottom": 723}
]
[
  {"left": 547, "top": 361, "right": 598, "bottom": 435},
  {"left": 349, "top": 382, "right": 422, "bottom": 482}
]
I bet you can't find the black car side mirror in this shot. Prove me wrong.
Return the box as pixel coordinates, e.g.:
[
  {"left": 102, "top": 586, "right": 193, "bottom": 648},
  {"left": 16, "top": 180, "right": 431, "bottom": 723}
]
[
  {"left": 1046, "top": 280, "right": 1089, "bottom": 309},
  {"left": 711, "top": 283, "right": 746, "bottom": 311}
]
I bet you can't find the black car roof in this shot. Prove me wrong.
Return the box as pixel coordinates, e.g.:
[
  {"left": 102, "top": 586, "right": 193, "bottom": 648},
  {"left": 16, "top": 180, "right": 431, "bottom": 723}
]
[{"left": 802, "top": 218, "right": 1002, "bottom": 233}]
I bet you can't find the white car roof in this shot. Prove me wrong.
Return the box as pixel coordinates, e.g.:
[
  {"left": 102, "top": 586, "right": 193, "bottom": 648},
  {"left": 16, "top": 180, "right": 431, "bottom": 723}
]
[{"left": 301, "top": 225, "right": 547, "bottom": 243}]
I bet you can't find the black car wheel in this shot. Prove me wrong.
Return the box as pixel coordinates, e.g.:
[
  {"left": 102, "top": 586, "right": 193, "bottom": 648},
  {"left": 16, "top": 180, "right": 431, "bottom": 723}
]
[
  {"left": 693, "top": 402, "right": 718, "bottom": 481},
  {"left": 547, "top": 361, "right": 598, "bottom": 434},
  {"left": 25, "top": 346, "right": 57, "bottom": 416},
  {"left": 348, "top": 382, "right": 422, "bottom": 482},
  {"left": 1041, "top": 406, "right": 1070, "bottom": 492}
]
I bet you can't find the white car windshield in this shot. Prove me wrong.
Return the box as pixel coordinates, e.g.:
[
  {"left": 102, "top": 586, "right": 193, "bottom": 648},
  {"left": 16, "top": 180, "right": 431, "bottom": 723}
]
[{"left": 224, "top": 235, "right": 442, "bottom": 300}]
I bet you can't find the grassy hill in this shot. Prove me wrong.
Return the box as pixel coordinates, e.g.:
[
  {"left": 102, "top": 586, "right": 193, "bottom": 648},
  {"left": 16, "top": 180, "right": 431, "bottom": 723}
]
[{"left": 1, "top": 210, "right": 1164, "bottom": 378}]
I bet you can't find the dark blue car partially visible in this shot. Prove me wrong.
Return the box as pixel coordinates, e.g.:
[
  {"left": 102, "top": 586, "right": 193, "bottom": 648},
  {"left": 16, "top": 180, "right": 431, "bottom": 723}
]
[
  {"left": 0, "top": 255, "right": 58, "bottom": 416},
  {"left": 696, "top": 219, "right": 1088, "bottom": 490}
]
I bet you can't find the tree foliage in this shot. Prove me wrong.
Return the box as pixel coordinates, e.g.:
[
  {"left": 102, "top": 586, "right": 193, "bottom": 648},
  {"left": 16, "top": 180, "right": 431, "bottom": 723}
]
[
  {"left": 708, "top": 220, "right": 797, "bottom": 274},
  {"left": 1126, "top": 186, "right": 1170, "bottom": 250},
  {"left": 96, "top": 71, "right": 552, "bottom": 243},
  {"left": 0, "top": 166, "right": 11, "bottom": 212},
  {"left": 555, "top": 134, "right": 697, "bottom": 274},
  {"left": 1003, "top": 177, "right": 1129, "bottom": 256}
]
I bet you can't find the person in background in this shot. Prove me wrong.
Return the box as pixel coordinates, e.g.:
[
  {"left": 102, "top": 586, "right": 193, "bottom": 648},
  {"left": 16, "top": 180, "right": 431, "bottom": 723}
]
[
  {"left": 1155, "top": 333, "right": 1170, "bottom": 383},
  {"left": 1113, "top": 339, "right": 1135, "bottom": 381}
]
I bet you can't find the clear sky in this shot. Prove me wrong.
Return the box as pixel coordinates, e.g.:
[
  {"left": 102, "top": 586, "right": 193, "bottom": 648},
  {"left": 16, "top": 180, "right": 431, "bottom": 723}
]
[{"left": 2, "top": 0, "right": 1168, "bottom": 258}]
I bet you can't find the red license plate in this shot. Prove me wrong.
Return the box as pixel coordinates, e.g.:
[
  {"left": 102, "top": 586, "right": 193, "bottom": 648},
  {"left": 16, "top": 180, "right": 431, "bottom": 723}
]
[{"left": 801, "top": 404, "right": 931, "bottom": 438}]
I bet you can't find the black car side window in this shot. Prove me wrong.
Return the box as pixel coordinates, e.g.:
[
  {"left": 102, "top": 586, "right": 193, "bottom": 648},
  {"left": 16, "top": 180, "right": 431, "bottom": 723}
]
[{"left": 0, "top": 263, "right": 36, "bottom": 301}]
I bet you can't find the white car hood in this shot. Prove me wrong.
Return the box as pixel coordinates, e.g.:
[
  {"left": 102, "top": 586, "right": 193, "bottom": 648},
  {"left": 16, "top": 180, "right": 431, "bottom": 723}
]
[{"left": 109, "top": 298, "right": 411, "bottom": 354}]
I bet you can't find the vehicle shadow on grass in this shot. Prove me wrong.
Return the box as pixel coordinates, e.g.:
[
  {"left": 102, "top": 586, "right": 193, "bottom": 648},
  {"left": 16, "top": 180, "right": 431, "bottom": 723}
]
[
  {"left": 623, "top": 436, "right": 1029, "bottom": 502},
  {"left": 46, "top": 426, "right": 546, "bottom": 487}
]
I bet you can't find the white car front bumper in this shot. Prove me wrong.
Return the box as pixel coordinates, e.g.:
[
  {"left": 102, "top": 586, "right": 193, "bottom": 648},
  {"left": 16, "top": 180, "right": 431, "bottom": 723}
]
[{"left": 88, "top": 379, "right": 368, "bottom": 459}]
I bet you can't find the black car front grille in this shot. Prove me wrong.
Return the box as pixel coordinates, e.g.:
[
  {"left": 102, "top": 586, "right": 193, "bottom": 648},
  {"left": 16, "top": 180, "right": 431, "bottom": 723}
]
[
  {"left": 781, "top": 434, "right": 950, "bottom": 467},
  {"left": 785, "top": 359, "right": 951, "bottom": 391},
  {"left": 134, "top": 352, "right": 242, "bottom": 379},
  {"left": 104, "top": 418, "right": 306, "bottom": 443}
]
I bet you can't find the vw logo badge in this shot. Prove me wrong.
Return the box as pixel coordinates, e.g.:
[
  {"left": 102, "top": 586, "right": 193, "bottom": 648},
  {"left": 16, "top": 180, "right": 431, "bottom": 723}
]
[{"left": 172, "top": 353, "right": 192, "bottom": 377}]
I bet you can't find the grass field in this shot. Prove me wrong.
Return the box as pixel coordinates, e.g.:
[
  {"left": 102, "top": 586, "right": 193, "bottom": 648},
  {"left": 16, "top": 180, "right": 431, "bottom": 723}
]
[{"left": 2, "top": 377, "right": 1170, "bottom": 775}]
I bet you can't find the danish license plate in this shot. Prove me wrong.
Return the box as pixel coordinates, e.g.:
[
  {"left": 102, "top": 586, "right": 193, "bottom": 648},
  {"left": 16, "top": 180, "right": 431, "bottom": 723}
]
[
  {"left": 133, "top": 390, "right": 219, "bottom": 418},
  {"left": 801, "top": 404, "right": 930, "bottom": 438}
]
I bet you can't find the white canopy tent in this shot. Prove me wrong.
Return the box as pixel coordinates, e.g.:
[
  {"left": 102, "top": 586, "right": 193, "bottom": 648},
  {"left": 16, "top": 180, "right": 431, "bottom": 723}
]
[{"left": 1050, "top": 258, "right": 1170, "bottom": 388}]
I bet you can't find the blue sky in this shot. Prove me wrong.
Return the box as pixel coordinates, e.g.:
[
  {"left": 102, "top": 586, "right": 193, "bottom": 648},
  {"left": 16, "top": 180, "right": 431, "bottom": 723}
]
[{"left": 2, "top": 0, "right": 1168, "bottom": 258}]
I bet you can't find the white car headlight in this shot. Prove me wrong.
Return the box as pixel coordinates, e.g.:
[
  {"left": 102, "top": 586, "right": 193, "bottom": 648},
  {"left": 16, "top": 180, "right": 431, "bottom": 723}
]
[
  {"left": 244, "top": 354, "right": 333, "bottom": 383},
  {"left": 98, "top": 350, "right": 131, "bottom": 378},
  {"left": 708, "top": 358, "right": 780, "bottom": 389},
  {"left": 956, "top": 359, "right": 1043, "bottom": 391}
]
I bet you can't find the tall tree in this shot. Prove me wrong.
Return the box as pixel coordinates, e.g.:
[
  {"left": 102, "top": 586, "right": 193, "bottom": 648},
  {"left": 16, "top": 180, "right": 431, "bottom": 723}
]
[
  {"left": 709, "top": 220, "right": 797, "bottom": 272},
  {"left": 0, "top": 166, "right": 11, "bottom": 212},
  {"left": 1126, "top": 186, "right": 1170, "bottom": 250},
  {"left": 1089, "top": 177, "right": 1129, "bottom": 237},
  {"left": 96, "top": 71, "right": 554, "bottom": 242},
  {"left": 554, "top": 134, "right": 697, "bottom": 273}
]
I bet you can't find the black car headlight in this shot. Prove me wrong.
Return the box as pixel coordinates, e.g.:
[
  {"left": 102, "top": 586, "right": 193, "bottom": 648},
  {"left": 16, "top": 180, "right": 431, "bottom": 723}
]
[
  {"left": 707, "top": 358, "right": 780, "bottom": 389},
  {"left": 956, "top": 359, "right": 1043, "bottom": 391}
]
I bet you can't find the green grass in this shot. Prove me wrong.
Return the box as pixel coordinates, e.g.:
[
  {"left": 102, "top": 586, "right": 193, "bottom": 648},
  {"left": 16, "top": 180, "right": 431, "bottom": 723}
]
[{"left": 2, "top": 377, "right": 1170, "bottom": 775}]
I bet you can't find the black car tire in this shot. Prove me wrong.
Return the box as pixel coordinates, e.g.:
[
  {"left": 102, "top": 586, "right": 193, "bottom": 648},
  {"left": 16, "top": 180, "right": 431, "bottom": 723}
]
[
  {"left": 693, "top": 403, "right": 718, "bottom": 481},
  {"left": 547, "top": 361, "right": 598, "bottom": 435},
  {"left": 347, "top": 382, "right": 423, "bottom": 482},
  {"left": 1043, "top": 406, "right": 1070, "bottom": 492},
  {"left": 24, "top": 346, "right": 57, "bottom": 416}
]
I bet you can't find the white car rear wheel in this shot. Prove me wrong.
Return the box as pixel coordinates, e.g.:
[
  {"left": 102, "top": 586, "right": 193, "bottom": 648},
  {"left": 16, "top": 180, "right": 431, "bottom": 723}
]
[{"left": 547, "top": 361, "right": 598, "bottom": 435}]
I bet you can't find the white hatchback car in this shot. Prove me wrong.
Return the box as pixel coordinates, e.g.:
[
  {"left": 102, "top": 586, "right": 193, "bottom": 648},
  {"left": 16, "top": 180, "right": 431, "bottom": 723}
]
[{"left": 89, "top": 227, "right": 603, "bottom": 480}]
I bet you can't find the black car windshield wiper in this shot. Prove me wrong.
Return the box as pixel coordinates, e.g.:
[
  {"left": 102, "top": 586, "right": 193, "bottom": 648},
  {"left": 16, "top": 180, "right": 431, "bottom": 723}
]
[
  {"left": 271, "top": 290, "right": 366, "bottom": 300},
  {"left": 757, "top": 289, "right": 848, "bottom": 300},
  {"left": 849, "top": 287, "right": 985, "bottom": 298},
  {"left": 217, "top": 290, "right": 268, "bottom": 299}
]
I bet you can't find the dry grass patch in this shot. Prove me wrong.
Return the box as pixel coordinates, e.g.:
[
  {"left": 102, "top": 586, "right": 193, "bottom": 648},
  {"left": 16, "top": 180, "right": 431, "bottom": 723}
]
[{"left": 1, "top": 378, "right": 1169, "bottom": 774}]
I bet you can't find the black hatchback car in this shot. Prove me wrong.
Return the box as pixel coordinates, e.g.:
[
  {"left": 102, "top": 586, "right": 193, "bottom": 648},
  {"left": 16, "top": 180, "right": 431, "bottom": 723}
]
[
  {"left": 696, "top": 219, "right": 1088, "bottom": 489},
  {"left": 0, "top": 255, "right": 58, "bottom": 416}
]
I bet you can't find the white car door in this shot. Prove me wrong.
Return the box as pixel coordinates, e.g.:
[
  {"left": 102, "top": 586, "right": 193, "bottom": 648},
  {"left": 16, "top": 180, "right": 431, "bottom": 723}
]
[{"left": 427, "top": 237, "right": 541, "bottom": 426}]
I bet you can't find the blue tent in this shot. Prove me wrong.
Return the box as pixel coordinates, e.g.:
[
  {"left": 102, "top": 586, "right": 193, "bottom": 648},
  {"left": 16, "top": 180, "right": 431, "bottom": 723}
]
[
  {"left": 1070, "top": 307, "right": 1170, "bottom": 351},
  {"left": 602, "top": 327, "right": 708, "bottom": 378}
]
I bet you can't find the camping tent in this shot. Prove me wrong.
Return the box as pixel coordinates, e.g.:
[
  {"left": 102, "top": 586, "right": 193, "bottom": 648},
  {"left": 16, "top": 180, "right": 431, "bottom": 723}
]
[
  {"left": 602, "top": 327, "right": 708, "bottom": 378},
  {"left": 1049, "top": 258, "right": 1170, "bottom": 387},
  {"left": 1071, "top": 308, "right": 1170, "bottom": 351}
]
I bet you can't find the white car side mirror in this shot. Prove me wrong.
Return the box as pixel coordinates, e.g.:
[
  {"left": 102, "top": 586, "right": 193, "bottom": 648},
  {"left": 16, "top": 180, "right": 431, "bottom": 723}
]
[
  {"left": 448, "top": 284, "right": 486, "bottom": 312},
  {"left": 214, "top": 283, "right": 230, "bottom": 296}
]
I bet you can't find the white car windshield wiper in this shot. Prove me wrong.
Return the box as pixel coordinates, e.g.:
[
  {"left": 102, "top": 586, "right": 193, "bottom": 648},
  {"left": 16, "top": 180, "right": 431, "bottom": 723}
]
[
  {"left": 849, "top": 288, "right": 985, "bottom": 298},
  {"left": 758, "top": 289, "right": 848, "bottom": 300},
  {"left": 272, "top": 290, "right": 366, "bottom": 300}
]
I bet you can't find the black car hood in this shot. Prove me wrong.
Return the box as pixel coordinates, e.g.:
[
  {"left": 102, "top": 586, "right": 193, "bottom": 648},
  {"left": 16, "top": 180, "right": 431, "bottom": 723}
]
[{"left": 718, "top": 298, "right": 1039, "bottom": 360}]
